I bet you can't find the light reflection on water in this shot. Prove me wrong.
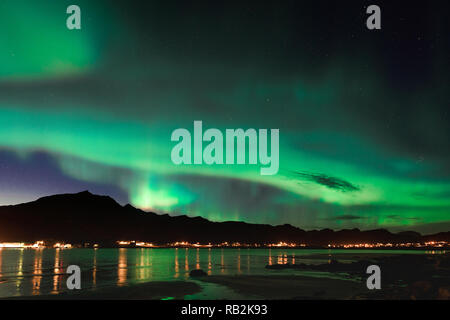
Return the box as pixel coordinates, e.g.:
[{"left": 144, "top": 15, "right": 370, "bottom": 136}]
[
  {"left": 31, "top": 249, "right": 42, "bottom": 295},
  {"left": 0, "top": 248, "right": 438, "bottom": 298}
]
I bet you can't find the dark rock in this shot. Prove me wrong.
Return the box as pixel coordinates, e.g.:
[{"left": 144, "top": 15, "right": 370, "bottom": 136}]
[
  {"left": 266, "top": 263, "right": 293, "bottom": 270},
  {"left": 189, "top": 269, "right": 207, "bottom": 277}
]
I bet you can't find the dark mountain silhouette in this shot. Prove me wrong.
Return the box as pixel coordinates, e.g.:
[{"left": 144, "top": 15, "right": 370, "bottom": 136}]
[{"left": 0, "top": 191, "right": 448, "bottom": 246}]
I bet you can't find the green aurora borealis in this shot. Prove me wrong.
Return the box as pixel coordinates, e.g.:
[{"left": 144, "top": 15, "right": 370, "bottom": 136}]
[{"left": 0, "top": 0, "right": 449, "bottom": 233}]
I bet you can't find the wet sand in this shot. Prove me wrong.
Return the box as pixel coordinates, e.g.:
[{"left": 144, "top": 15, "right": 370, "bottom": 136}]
[
  {"left": 198, "top": 275, "right": 365, "bottom": 299},
  {"left": 3, "top": 281, "right": 202, "bottom": 300}
]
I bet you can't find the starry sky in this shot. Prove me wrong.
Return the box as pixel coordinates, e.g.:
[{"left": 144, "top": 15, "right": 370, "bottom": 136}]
[{"left": 0, "top": 0, "right": 449, "bottom": 233}]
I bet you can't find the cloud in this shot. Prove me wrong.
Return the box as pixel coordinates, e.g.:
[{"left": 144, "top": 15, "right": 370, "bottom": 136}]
[
  {"left": 293, "top": 171, "right": 360, "bottom": 192},
  {"left": 386, "top": 215, "right": 421, "bottom": 221},
  {"left": 411, "top": 190, "right": 450, "bottom": 200}
]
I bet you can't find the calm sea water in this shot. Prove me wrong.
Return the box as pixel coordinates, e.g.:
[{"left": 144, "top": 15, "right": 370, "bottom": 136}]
[{"left": 0, "top": 248, "right": 436, "bottom": 298}]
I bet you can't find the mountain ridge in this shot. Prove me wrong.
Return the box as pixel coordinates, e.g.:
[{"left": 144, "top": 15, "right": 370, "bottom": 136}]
[{"left": 0, "top": 191, "right": 448, "bottom": 246}]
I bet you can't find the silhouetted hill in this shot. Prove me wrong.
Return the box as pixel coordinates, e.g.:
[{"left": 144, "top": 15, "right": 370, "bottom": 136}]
[{"left": 0, "top": 191, "right": 448, "bottom": 246}]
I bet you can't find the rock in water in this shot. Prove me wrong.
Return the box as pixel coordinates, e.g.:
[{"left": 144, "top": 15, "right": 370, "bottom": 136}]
[{"left": 189, "top": 269, "right": 207, "bottom": 277}]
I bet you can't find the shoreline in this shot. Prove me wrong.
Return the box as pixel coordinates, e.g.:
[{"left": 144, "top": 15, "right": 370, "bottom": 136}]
[
  {"left": 2, "top": 281, "right": 202, "bottom": 300},
  {"left": 1, "top": 246, "right": 448, "bottom": 250},
  {"left": 1, "top": 251, "right": 448, "bottom": 300}
]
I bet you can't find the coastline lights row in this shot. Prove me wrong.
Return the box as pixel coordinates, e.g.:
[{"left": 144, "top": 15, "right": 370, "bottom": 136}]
[
  {"left": 116, "top": 240, "right": 449, "bottom": 248},
  {"left": 327, "top": 241, "right": 448, "bottom": 248},
  {"left": 0, "top": 241, "right": 73, "bottom": 249},
  {"left": 0, "top": 242, "right": 25, "bottom": 248},
  {"left": 118, "top": 241, "right": 309, "bottom": 248},
  {"left": 268, "top": 242, "right": 307, "bottom": 248},
  {"left": 117, "top": 240, "right": 155, "bottom": 247},
  {"left": 1, "top": 240, "right": 448, "bottom": 249},
  {"left": 53, "top": 243, "right": 72, "bottom": 249}
]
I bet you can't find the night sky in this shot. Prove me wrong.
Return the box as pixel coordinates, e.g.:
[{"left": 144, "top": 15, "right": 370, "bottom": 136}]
[{"left": 0, "top": 0, "right": 449, "bottom": 233}]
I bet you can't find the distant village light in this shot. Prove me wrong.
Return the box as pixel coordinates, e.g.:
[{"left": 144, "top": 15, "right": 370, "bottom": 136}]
[{"left": 0, "top": 242, "right": 24, "bottom": 248}]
